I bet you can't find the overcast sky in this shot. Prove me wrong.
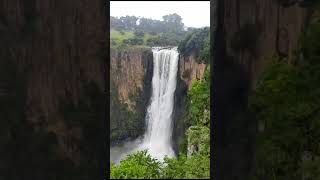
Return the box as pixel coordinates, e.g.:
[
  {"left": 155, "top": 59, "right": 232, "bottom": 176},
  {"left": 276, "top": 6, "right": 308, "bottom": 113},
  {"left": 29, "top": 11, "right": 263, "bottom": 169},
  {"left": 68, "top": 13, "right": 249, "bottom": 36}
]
[{"left": 110, "top": 1, "right": 210, "bottom": 28}]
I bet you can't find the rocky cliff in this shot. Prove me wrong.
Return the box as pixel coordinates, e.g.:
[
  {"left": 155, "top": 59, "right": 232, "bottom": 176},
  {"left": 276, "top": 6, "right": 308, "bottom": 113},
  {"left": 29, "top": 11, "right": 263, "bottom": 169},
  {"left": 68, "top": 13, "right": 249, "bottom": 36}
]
[
  {"left": 0, "top": 0, "right": 107, "bottom": 179},
  {"left": 109, "top": 47, "right": 207, "bottom": 153},
  {"left": 110, "top": 48, "right": 153, "bottom": 145},
  {"left": 214, "top": 0, "right": 312, "bottom": 179},
  {"left": 179, "top": 54, "right": 207, "bottom": 89},
  {"left": 172, "top": 54, "right": 207, "bottom": 154}
]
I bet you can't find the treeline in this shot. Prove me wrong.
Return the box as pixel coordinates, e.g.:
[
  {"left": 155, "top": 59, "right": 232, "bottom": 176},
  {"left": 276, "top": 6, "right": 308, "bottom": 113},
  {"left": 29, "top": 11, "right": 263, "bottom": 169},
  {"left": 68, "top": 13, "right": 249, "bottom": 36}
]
[
  {"left": 110, "top": 13, "right": 203, "bottom": 47},
  {"left": 111, "top": 13, "right": 190, "bottom": 34}
]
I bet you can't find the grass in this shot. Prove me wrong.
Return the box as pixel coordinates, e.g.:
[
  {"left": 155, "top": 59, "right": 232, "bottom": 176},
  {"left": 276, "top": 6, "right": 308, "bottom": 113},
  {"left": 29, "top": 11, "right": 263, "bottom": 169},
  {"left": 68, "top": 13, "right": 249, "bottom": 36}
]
[
  {"left": 110, "top": 30, "right": 135, "bottom": 45},
  {"left": 110, "top": 29, "right": 159, "bottom": 49}
]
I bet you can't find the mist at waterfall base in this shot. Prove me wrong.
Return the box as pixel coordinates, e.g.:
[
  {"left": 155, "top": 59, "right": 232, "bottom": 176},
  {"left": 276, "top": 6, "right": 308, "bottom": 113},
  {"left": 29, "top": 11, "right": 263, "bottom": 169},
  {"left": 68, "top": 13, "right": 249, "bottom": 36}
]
[{"left": 110, "top": 47, "right": 179, "bottom": 164}]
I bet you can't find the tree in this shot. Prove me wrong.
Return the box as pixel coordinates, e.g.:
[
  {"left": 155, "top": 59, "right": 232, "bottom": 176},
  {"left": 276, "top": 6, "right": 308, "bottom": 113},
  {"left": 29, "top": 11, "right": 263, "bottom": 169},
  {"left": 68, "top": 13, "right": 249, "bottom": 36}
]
[
  {"left": 120, "top": 16, "right": 138, "bottom": 31},
  {"left": 162, "top": 13, "right": 184, "bottom": 32},
  {"left": 110, "top": 150, "right": 162, "bottom": 179},
  {"left": 122, "top": 37, "right": 143, "bottom": 46},
  {"left": 134, "top": 30, "right": 145, "bottom": 37},
  {"left": 178, "top": 27, "right": 210, "bottom": 59},
  {"left": 110, "top": 16, "right": 125, "bottom": 30}
]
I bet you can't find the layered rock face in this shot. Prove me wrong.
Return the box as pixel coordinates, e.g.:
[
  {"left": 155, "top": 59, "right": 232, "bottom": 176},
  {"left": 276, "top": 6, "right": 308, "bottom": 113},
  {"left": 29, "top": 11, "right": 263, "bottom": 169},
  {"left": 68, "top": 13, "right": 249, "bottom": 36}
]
[
  {"left": 110, "top": 48, "right": 153, "bottom": 145},
  {"left": 172, "top": 54, "right": 207, "bottom": 154},
  {"left": 0, "top": 0, "right": 107, "bottom": 179},
  {"left": 179, "top": 54, "right": 207, "bottom": 89},
  {"left": 214, "top": 0, "right": 310, "bottom": 179}
]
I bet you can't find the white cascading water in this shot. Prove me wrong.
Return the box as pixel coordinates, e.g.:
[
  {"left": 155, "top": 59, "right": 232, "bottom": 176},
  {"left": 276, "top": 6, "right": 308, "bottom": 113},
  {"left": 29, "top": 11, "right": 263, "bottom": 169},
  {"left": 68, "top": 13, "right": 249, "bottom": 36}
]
[
  {"left": 139, "top": 47, "right": 178, "bottom": 160},
  {"left": 110, "top": 47, "right": 179, "bottom": 163}
]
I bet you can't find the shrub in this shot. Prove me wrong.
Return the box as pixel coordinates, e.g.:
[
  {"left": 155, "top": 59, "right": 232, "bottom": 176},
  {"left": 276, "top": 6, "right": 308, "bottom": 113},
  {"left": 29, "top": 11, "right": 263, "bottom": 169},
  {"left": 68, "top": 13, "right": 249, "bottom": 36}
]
[
  {"left": 110, "top": 150, "right": 162, "bottom": 179},
  {"left": 123, "top": 37, "right": 144, "bottom": 45},
  {"left": 134, "top": 30, "right": 145, "bottom": 37}
]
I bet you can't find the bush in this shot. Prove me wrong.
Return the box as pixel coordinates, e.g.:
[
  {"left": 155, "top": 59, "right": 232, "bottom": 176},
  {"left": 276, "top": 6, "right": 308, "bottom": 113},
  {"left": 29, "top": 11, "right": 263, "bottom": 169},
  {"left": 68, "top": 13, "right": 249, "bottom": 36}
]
[
  {"left": 249, "top": 57, "right": 320, "bottom": 179},
  {"left": 134, "top": 30, "right": 145, "bottom": 37},
  {"left": 199, "top": 36, "right": 210, "bottom": 64},
  {"left": 123, "top": 37, "right": 144, "bottom": 45},
  {"left": 249, "top": 21, "right": 320, "bottom": 180},
  {"left": 110, "top": 150, "right": 162, "bottom": 179},
  {"left": 188, "top": 67, "right": 210, "bottom": 126},
  {"left": 150, "top": 31, "right": 157, "bottom": 36},
  {"left": 178, "top": 27, "right": 210, "bottom": 59}
]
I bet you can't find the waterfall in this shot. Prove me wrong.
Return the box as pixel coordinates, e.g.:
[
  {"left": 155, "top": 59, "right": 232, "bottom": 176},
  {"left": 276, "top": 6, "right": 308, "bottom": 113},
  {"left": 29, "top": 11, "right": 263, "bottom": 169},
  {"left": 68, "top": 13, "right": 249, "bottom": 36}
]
[
  {"left": 140, "top": 47, "right": 178, "bottom": 160},
  {"left": 110, "top": 47, "right": 179, "bottom": 163}
]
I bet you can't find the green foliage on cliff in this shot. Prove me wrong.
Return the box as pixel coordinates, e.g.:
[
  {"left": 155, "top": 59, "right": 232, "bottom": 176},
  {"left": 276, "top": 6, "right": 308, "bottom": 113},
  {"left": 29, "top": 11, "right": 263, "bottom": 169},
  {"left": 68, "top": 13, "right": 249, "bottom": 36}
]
[
  {"left": 183, "top": 66, "right": 210, "bottom": 174},
  {"left": 199, "top": 36, "right": 210, "bottom": 63},
  {"left": 250, "top": 19, "right": 320, "bottom": 180},
  {"left": 188, "top": 67, "right": 210, "bottom": 126},
  {"left": 178, "top": 27, "right": 210, "bottom": 63}
]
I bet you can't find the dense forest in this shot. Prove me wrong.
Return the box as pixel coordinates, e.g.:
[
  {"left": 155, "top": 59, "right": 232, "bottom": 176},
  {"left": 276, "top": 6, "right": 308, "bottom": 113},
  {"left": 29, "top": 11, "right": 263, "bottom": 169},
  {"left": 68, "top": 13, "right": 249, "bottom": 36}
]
[
  {"left": 110, "top": 14, "right": 206, "bottom": 48},
  {"left": 110, "top": 13, "right": 210, "bottom": 179}
]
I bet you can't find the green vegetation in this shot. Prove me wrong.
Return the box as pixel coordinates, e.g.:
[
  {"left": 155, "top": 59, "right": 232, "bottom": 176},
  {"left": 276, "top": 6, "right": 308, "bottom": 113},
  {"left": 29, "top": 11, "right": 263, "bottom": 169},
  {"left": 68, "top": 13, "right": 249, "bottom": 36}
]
[
  {"left": 110, "top": 30, "right": 160, "bottom": 48},
  {"left": 111, "top": 14, "right": 185, "bottom": 35},
  {"left": 249, "top": 17, "right": 320, "bottom": 180},
  {"left": 110, "top": 30, "right": 135, "bottom": 44},
  {"left": 187, "top": 67, "right": 210, "bottom": 126},
  {"left": 110, "top": 14, "right": 200, "bottom": 48},
  {"left": 110, "top": 29, "right": 189, "bottom": 48},
  {"left": 178, "top": 27, "right": 210, "bottom": 63},
  {"left": 110, "top": 67, "right": 211, "bottom": 179},
  {"left": 110, "top": 150, "right": 162, "bottom": 179}
]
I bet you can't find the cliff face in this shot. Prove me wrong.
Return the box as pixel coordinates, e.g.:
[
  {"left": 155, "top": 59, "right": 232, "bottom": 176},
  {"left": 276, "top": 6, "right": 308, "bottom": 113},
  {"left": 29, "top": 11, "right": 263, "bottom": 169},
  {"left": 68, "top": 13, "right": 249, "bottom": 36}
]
[
  {"left": 214, "top": 0, "right": 311, "bottom": 179},
  {"left": 222, "top": 0, "right": 308, "bottom": 88},
  {"left": 110, "top": 48, "right": 153, "bottom": 145},
  {"left": 109, "top": 47, "right": 206, "bottom": 153},
  {"left": 0, "top": 0, "right": 107, "bottom": 179},
  {"left": 179, "top": 54, "right": 207, "bottom": 89},
  {"left": 172, "top": 54, "right": 207, "bottom": 154}
]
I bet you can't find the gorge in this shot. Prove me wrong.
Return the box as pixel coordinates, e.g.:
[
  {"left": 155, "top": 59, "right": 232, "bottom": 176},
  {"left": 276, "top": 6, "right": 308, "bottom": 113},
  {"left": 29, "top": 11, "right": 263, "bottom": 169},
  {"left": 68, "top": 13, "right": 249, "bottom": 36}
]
[{"left": 110, "top": 47, "right": 179, "bottom": 163}]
